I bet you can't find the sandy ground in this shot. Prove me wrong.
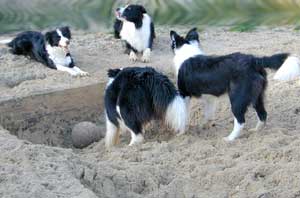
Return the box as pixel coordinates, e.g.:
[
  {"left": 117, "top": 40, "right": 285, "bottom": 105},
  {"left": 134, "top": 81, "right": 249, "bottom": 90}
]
[{"left": 1, "top": 26, "right": 300, "bottom": 197}]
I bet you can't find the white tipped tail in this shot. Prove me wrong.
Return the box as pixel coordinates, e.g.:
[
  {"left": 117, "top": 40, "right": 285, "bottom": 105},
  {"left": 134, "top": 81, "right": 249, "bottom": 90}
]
[
  {"left": 165, "top": 95, "right": 188, "bottom": 134},
  {"left": 105, "top": 115, "right": 120, "bottom": 148},
  {"left": 0, "top": 39, "right": 12, "bottom": 45},
  {"left": 274, "top": 56, "right": 300, "bottom": 81}
]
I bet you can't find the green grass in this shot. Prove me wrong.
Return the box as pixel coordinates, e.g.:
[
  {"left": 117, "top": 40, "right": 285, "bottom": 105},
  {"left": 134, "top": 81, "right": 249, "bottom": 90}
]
[{"left": 1, "top": 0, "right": 300, "bottom": 33}]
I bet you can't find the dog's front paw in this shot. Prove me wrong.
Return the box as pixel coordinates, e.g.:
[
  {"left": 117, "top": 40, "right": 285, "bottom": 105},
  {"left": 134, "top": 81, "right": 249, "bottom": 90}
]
[
  {"left": 223, "top": 136, "right": 235, "bottom": 142},
  {"left": 72, "top": 71, "right": 90, "bottom": 77},
  {"left": 79, "top": 71, "right": 90, "bottom": 77},
  {"left": 141, "top": 48, "right": 151, "bottom": 63},
  {"left": 129, "top": 51, "right": 138, "bottom": 62}
]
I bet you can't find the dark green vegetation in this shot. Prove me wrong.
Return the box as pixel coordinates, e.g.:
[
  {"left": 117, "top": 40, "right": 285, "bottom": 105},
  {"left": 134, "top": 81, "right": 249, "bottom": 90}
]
[{"left": 1, "top": 0, "right": 300, "bottom": 33}]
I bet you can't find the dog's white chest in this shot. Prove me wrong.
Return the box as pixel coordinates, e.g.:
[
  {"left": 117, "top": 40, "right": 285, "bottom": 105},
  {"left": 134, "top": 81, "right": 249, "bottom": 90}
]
[
  {"left": 120, "top": 14, "right": 151, "bottom": 52},
  {"left": 46, "top": 45, "right": 72, "bottom": 66}
]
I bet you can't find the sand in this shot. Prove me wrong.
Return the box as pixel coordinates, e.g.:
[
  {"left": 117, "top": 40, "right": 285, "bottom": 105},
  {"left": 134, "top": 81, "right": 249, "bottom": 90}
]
[{"left": 0, "top": 26, "right": 300, "bottom": 198}]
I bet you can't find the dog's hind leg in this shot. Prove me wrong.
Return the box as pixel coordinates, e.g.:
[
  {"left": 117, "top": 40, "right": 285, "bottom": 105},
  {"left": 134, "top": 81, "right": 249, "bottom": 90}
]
[
  {"left": 224, "top": 117, "right": 245, "bottom": 142},
  {"left": 201, "top": 95, "right": 218, "bottom": 129},
  {"left": 123, "top": 120, "right": 144, "bottom": 146},
  {"left": 105, "top": 115, "right": 120, "bottom": 148},
  {"left": 250, "top": 94, "right": 267, "bottom": 132},
  {"left": 129, "top": 129, "right": 144, "bottom": 146},
  {"left": 224, "top": 90, "right": 249, "bottom": 141}
]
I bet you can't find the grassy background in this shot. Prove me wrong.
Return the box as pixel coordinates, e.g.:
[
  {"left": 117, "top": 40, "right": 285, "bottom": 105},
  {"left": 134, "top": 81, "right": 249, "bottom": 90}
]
[{"left": 0, "top": 0, "right": 300, "bottom": 33}]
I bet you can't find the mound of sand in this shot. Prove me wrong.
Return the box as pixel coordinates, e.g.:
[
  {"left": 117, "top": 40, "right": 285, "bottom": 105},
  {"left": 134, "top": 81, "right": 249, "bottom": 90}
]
[{"left": 0, "top": 26, "right": 300, "bottom": 197}]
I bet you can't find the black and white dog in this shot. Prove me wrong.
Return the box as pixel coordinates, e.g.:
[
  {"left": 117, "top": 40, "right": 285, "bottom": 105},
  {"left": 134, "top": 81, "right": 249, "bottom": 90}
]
[
  {"left": 114, "top": 4, "right": 155, "bottom": 62},
  {"left": 104, "top": 67, "right": 187, "bottom": 147},
  {"left": 170, "top": 28, "right": 300, "bottom": 142},
  {"left": 1, "top": 27, "right": 89, "bottom": 76}
]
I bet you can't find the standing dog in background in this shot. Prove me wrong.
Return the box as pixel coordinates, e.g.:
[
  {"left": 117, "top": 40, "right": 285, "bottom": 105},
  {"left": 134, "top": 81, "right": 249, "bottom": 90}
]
[
  {"left": 1, "top": 27, "right": 89, "bottom": 77},
  {"left": 170, "top": 28, "right": 300, "bottom": 141},
  {"left": 114, "top": 4, "right": 155, "bottom": 62}
]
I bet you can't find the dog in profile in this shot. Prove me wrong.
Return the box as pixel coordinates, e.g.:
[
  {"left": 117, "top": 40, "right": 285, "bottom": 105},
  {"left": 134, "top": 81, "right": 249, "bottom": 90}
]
[
  {"left": 104, "top": 67, "right": 187, "bottom": 148},
  {"left": 1, "top": 27, "right": 89, "bottom": 76},
  {"left": 114, "top": 4, "right": 155, "bottom": 62},
  {"left": 170, "top": 28, "right": 300, "bottom": 141}
]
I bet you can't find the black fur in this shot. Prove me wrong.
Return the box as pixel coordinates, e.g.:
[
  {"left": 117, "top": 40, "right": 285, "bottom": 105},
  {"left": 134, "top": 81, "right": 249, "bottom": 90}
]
[
  {"left": 113, "top": 19, "right": 123, "bottom": 39},
  {"left": 105, "top": 67, "right": 178, "bottom": 135},
  {"left": 171, "top": 29, "right": 289, "bottom": 126},
  {"left": 7, "top": 26, "right": 73, "bottom": 69},
  {"left": 114, "top": 4, "right": 155, "bottom": 53}
]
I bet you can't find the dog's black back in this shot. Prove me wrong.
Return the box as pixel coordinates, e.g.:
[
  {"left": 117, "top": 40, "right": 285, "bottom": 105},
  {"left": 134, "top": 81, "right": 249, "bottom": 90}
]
[
  {"left": 105, "top": 67, "right": 177, "bottom": 132},
  {"left": 7, "top": 27, "right": 72, "bottom": 69}
]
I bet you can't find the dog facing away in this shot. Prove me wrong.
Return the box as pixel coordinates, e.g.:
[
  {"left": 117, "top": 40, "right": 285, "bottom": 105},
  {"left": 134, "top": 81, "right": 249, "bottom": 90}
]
[
  {"left": 1, "top": 27, "right": 89, "bottom": 77},
  {"left": 104, "top": 67, "right": 187, "bottom": 148},
  {"left": 114, "top": 4, "right": 155, "bottom": 62},
  {"left": 170, "top": 28, "right": 300, "bottom": 142}
]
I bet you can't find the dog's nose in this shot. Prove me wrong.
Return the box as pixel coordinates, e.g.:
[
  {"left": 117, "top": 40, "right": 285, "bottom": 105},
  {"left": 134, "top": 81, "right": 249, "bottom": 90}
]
[{"left": 116, "top": 8, "right": 120, "bottom": 12}]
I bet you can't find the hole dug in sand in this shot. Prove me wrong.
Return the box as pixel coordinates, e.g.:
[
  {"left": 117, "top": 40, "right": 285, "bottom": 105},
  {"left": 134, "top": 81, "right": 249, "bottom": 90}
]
[{"left": 0, "top": 82, "right": 105, "bottom": 147}]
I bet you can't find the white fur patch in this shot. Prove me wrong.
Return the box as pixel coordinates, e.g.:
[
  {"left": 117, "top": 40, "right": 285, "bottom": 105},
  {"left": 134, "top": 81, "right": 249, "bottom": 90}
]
[
  {"left": 56, "top": 29, "right": 69, "bottom": 47},
  {"left": 141, "top": 48, "right": 151, "bottom": 62},
  {"left": 46, "top": 44, "right": 71, "bottom": 66},
  {"left": 56, "top": 65, "right": 77, "bottom": 76},
  {"left": 224, "top": 118, "right": 244, "bottom": 142},
  {"left": 173, "top": 43, "right": 203, "bottom": 76},
  {"left": 129, "top": 131, "right": 144, "bottom": 146},
  {"left": 165, "top": 95, "right": 188, "bottom": 134},
  {"left": 129, "top": 51, "right": 138, "bottom": 61},
  {"left": 120, "top": 14, "right": 152, "bottom": 52},
  {"left": 106, "top": 78, "right": 114, "bottom": 87},
  {"left": 105, "top": 115, "right": 119, "bottom": 148},
  {"left": 0, "top": 39, "right": 12, "bottom": 44},
  {"left": 273, "top": 56, "right": 300, "bottom": 81}
]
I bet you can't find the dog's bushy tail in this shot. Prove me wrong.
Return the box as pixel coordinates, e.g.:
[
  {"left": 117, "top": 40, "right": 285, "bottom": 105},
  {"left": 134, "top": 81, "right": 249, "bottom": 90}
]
[
  {"left": 254, "top": 53, "right": 289, "bottom": 70},
  {"left": 165, "top": 95, "right": 188, "bottom": 134},
  {"left": 147, "top": 71, "right": 187, "bottom": 134},
  {"left": 0, "top": 39, "right": 12, "bottom": 45},
  {"left": 254, "top": 53, "right": 300, "bottom": 81}
]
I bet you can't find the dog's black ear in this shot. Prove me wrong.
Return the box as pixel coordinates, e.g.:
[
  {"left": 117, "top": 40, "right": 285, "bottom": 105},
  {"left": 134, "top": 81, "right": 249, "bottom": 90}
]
[
  {"left": 45, "top": 32, "right": 53, "bottom": 46},
  {"left": 60, "top": 26, "right": 71, "bottom": 39},
  {"left": 170, "top": 30, "right": 180, "bottom": 42},
  {"left": 185, "top": 27, "right": 199, "bottom": 42},
  {"left": 140, "top": 6, "right": 147, "bottom": 13}
]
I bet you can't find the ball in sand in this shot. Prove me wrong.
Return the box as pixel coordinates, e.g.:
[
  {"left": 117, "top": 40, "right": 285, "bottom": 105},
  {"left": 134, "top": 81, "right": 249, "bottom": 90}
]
[{"left": 72, "top": 121, "right": 103, "bottom": 148}]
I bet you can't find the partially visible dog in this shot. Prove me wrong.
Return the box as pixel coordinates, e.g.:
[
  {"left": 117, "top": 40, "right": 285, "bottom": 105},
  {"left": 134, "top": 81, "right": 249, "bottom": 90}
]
[
  {"left": 104, "top": 67, "right": 187, "bottom": 148},
  {"left": 114, "top": 4, "right": 155, "bottom": 62},
  {"left": 170, "top": 28, "right": 300, "bottom": 142},
  {"left": 1, "top": 27, "right": 89, "bottom": 76}
]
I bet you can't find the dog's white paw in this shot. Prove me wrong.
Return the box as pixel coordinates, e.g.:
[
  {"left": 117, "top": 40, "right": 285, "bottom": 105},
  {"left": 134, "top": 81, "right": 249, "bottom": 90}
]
[
  {"left": 129, "top": 51, "right": 138, "bottom": 62},
  {"left": 129, "top": 133, "right": 144, "bottom": 146},
  {"left": 141, "top": 48, "right": 151, "bottom": 63},
  {"left": 72, "top": 71, "right": 90, "bottom": 77},
  {"left": 249, "top": 121, "right": 266, "bottom": 132},
  {"left": 223, "top": 136, "right": 235, "bottom": 142},
  {"left": 79, "top": 71, "right": 90, "bottom": 77}
]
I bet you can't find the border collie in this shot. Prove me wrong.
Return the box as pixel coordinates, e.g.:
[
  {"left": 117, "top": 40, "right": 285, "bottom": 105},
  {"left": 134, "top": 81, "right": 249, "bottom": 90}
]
[
  {"left": 170, "top": 28, "right": 300, "bottom": 142},
  {"left": 104, "top": 67, "right": 187, "bottom": 147},
  {"left": 114, "top": 4, "right": 155, "bottom": 62},
  {"left": 1, "top": 27, "right": 89, "bottom": 76}
]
